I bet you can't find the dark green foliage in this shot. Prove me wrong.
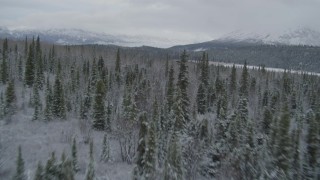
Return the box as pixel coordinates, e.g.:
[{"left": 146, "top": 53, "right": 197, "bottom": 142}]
[
  {"left": 32, "top": 84, "right": 42, "bottom": 121},
  {"left": 164, "top": 134, "right": 183, "bottom": 180},
  {"left": 85, "top": 141, "right": 95, "bottom": 180},
  {"left": 303, "top": 110, "right": 318, "bottom": 178},
  {"left": 52, "top": 70, "right": 66, "bottom": 119},
  {"left": 5, "top": 80, "right": 16, "bottom": 116},
  {"left": 13, "top": 146, "right": 26, "bottom": 180},
  {"left": 100, "top": 134, "right": 110, "bottom": 162},
  {"left": 133, "top": 113, "right": 148, "bottom": 180},
  {"left": 44, "top": 78, "right": 53, "bottom": 121},
  {"left": 177, "top": 50, "right": 190, "bottom": 123},
  {"left": 197, "top": 82, "right": 206, "bottom": 114},
  {"left": 58, "top": 152, "right": 74, "bottom": 180},
  {"left": 239, "top": 61, "right": 249, "bottom": 97},
  {"left": 115, "top": 48, "right": 121, "bottom": 84},
  {"left": 93, "top": 80, "right": 106, "bottom": 130},
  {"left": 275, "top": 104, "right": 291, "bottom": 175},
  {"left": 229, "top": 64, "right": 237, "bottom": 94},
  {"left": 35, "top": 36, "right": 44, "bottom": 89},
  {"left": 45, "top": 152, "right": 59, "bottom": 180},
  {"left": 80, "top": 83, "right": 91, "bottom": 120},
  {"left": 144, "top": 100, "right": 158, "bottom": 179},
  {"left": 262, "top": 108, "right": 272, "bottom": 135},
  {"left": 71, "top": 138, "right": 80, "bottom": 173},
  {"left": 1, "top": 38, "right": 9, "bottom": 84},
  {"left": 166, "top": 64, "right": 175, "bottom": 111},
  {"left": 33, "top": 162, "right": 44, "bottom": 180},
  {"left": 25, "top": 38, "right": 35, "bottom": 87}
]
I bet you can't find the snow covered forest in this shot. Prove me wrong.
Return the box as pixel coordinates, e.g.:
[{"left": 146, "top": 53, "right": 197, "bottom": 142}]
[{"left": 0, "top": 37, "right": 320, "bottom": 180}]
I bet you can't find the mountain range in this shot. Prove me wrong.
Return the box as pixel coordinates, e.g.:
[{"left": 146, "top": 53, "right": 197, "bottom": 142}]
[{"left": 1, "top": 26, "right": 320, "bottom": 48}]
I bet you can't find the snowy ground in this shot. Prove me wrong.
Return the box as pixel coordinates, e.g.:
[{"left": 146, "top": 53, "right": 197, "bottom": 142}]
[{"left": 0, "top": 111, "right": 132, "bottom": 180}]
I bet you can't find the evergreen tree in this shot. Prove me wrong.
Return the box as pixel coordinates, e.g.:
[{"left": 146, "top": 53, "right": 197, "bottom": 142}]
[
  {"left": 92, "top": 80, "right": 106, "bottom": 130},
  {"left": 0, "top": 93, "right": 5, "bottom": 119},
  {"left": 115, "top": 48, "right": 121, "bottom": 84},
  {"left": 1, "top": 38, "right": 9, "bottom": 84},
  {"left": 52, "top": 66, "right": 66, "bottom": 119},
  {"left": 44, "top": 152, "right": 58, "bottom": 180},
  {"left": 106, "top": 103, "right": 112, "bottom": 132},
  {"left": 262, "top": 108, "right": 272, "bottom": 135},
  {"left": 5, "top": 80, "right": 16, "bottom": 116},
  {"left": 173, "top": 88, "right": 185, "bottom": 134},
  {"left": 13, "top": 146, "right": 26, "bottom": 180},
  {"left": 133, "top": 113, "right": 148, "bottom": 180},
  {"left": 33, "top": 162, "right": 44, "bottom": 180},
  {"left": 166, "top": 64, "right": 175, "bottom": 111},
  {"left": 239, "top": 61, "right": 249, "bottom": 97},
  {"left": 100, "top": 134, "right": 110, "bottom": 162},
  {"left": 275, "top": 104, "right": 291, "bottom": 176},
  {"left": 32, "top": 84, "right": 41, "bottom": 121},
  {"left": 199, "top": 52, "right": 209, "bottom": 86},
  {"left": 303, "top": 110, "right": 318, "bottom": 179},
  {"left": 176, "top": 50, "right": 190, "bottom": 123},
  {"left": 44, "top": 78, "right": 53, "bottom": 121},
  {"left": 35, "top": 36, "right": 44, "bottom": 89},
  {"left": 90, "top": 58, "right": 98, "bottom": 89},
  {"left": 229, "top": 64, "right": 237, "bottom": 94},
  {"left": 144, "top": 100, "right": 158, "bottom": 179},
  {"left": 85, "top": 141, "right": 95, "bottom": 180},
  {"left": 163, "top": 134, "right": 184, "bottom": 180},
  {"left": 58, "top": 151, "right": 74, "bottom": 180},
  {"left": 197, "top": 82, "right": 207, "bottom": 114},
  {"left": 25, "top": 38, "right": 35, "bottom": 87},
  {"left": 80, "top": 83, "right": 91, "bottom": 120},
  {"left": 71, "top": 138, "right": 80, "bottom": 173}
]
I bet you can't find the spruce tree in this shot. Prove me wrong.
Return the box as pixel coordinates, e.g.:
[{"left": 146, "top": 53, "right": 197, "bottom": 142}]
[
  {"left": 71, "top": 138, "right": 80, "bottom": 173},
  {"left": 1, "top": 38, "right": 9, "bottom": 84},
  {"left": 92, "top": 80, "right": 106, "bottom": 130},
  {"left": 52, "top": 65, "right": 66, "bottom": 119},
  {"left": 32, "top": 84, "right": 41, "bottom": 121},
  {"left": 176, "top": 50, "right": 190, "bottom": 123},
  {"left": 100, "top": 134, "right": 110, "bottom": 162},
  {"left": 106, "top": 103, "right": 112, "bottom": 132},
  {"left": 33, "top": 162, "right": 44, "bottom": 180},
  {"left": 35, "top": 36, "right": 44, "bottom": 89},
  {"left": 230, "top": 64, "right": 237, "bottom": 94},
  {"left": 44, "top": 78, "right": 53, "bottom": 121},
  {"left": 163, "top": 134, "right": 183, "bottom": 180},
  {"left": 58, "top": 151, "right": 74, "bottom": 180},
  {"left": 80, "top": 83, "right": 91, "bottom": 120},
  {"left": 303, "top": 110, "right": 318, "bottom": 179},
  {"left": 85, "top": 141, "right": 95, "bottom": 180},
  {"left": 133, "top": 113, "right": 148, "bottom": 180},
  {"left": 25, "top": 38, "right": 35, "bottom": 87},
  {"left": 115, "top": 48, "right": 121, "bottom": 84},
  {"left": 197, "top": 82, "right": 207, "bottom": 114},
  {"left": 166, "top": 64, "right": 175, "bottom": 111},
  {"left": 5, "top": 80, "right": 16, "bottom": 116},
  {"left": 144, "top": 100, "right": 158, "bottom": 179},
  {"left": 239, "top": 61, "right": 249, "bottom": 97},
  {"left": 275, "top": 104, "right": 291, "bottom": 176},
  {"left": 13, "top": 146, "right": 26, "bottom": 180},
  {"left": 45, "top": 152, "right": 58, "bottom": 180}
]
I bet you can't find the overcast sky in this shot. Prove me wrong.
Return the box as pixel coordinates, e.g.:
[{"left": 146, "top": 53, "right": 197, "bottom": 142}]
[{"left": 1, "top": 0, "right": 320, "bottom": 43}]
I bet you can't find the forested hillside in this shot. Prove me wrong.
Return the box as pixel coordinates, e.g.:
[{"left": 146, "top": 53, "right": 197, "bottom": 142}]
[{"left": 0, "top": 37, "right": 320, "bottom": 179}]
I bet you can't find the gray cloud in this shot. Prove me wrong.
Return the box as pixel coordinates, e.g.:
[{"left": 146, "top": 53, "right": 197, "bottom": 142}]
[{"left": 1, "top": 0, "right": 320, "bottom": 43}]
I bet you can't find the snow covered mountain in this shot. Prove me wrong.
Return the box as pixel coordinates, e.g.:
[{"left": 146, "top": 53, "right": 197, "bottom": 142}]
[
  {"left": 217, "top": 27, "right": 320, "bottom": 46},
  {"left": 171, "top": 27, "right": 320, "bottom": 51},
  {"left": 0, "top": 27, "right": 180, "bottom": 48}
]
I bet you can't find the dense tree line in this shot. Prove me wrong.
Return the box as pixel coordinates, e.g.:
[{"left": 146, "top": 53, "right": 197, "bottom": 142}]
[{"left": 1, "top": 37, "right": 320, "bottom": 179}]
